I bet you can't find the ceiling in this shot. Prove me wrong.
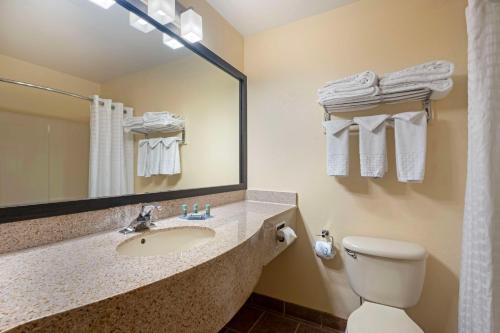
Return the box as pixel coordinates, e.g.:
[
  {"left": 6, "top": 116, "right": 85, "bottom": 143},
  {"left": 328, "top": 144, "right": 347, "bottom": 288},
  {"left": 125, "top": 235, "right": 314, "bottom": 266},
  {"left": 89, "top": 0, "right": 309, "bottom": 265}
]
[
  {"left": 206, "top": 0, "right": 359, "bottom": 36},
  {"left": 0, "top": 0, "right": 191, "bottom": 83}
]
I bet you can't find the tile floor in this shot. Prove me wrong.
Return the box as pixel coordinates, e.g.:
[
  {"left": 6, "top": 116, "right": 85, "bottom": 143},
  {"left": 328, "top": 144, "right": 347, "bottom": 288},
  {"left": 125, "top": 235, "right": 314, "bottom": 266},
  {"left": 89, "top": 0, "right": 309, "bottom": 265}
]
[{"left": 219, "top": 303, "right": 344, "bottom": 333}]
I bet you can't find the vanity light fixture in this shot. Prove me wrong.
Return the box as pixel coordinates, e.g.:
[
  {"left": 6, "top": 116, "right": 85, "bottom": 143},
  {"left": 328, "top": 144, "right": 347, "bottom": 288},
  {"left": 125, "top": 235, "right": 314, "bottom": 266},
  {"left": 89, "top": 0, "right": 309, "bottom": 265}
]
[
  {"left": 180, "top": 9, "right": 203, "bottom": 43},
  {"left": 129, "top": 12, "right": 155, "bottom": 33},
  {"left": 88, "top": 0, "right": 115, "bottom": 9},
  {"left": 148, "top": 0, "right": 176, "bottom": 25},
  {"left": 162, "top": 34, "right": 184, "bottom": 49}
]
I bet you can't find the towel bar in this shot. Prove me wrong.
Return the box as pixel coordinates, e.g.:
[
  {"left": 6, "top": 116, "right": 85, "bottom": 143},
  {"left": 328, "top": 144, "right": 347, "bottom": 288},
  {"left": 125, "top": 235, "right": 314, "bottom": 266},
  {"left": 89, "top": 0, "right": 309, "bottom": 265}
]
[{"left": 323, "top": 96, "right": 432, "bottom": 133}]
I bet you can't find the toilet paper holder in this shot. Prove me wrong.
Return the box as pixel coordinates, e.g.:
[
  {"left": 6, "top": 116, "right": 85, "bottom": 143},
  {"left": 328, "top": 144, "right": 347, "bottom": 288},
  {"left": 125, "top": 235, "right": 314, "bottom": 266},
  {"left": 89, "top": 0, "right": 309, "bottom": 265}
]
[
  {"left": 276, "top": 222, "right": 286, "bottom": 242},
  {"left": 317, "top": 229, "right": 334, "bottom": 249}
]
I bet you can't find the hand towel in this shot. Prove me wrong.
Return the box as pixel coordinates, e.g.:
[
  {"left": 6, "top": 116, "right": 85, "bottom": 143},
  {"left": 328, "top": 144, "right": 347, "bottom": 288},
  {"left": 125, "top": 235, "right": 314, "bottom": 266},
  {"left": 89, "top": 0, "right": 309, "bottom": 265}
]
[
  {"left": 323, "top": 119, "right": 354, "bottom": 176},
  {"left": 380, "top": 60, "right": 455, "bottom": 86},
  {"left": 158, "top": 138, "right": 181, "bottom": 175},
  {"left": 392, "top": 111, "right": 427, "bottom": 183},
  {"left": 354, "top": 114, "right": 391, "bottom": 178},
  {"left": 137, "top": 138, "right": 181, "bottom": 177},
  {"left": 137, "top": 139, "right": 151, "bottom": 177}
]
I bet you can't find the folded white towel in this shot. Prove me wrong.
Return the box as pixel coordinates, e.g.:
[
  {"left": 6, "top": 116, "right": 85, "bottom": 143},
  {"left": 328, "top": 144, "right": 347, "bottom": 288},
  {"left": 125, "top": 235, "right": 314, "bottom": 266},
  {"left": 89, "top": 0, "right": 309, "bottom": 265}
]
[
  {"left": 381, "top": 78, "right": 453, "bottom": 100},
  {"left": 392, "top": 111, "right": 427, "bottom": 183},
  {"left": 123, "top": 117, "right": 144, "bottom": 132},
  {"left": 143, "top": 111, "right": 173, "bottom": 122},
  {"left": 319, "top": 86, "right": 381, "bottom": 105},
  {"left": 354, "top": 114, "right": 391, "bottom": 178},
  {"left": 380, "top": 60, "right": 454, "bottom": 86},
  {"left": 318, "top": 71, "right": 378, "bottom": 95},
  {"left": 323, "top": 119, "right": 354, "bottom": 176}
]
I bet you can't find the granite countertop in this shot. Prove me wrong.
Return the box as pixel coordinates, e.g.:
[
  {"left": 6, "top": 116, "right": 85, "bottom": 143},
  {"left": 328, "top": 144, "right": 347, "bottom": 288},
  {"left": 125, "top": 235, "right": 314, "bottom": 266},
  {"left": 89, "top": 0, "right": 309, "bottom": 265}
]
[{"left": 0, "top": 200, "right": 295, "bottom": 332}]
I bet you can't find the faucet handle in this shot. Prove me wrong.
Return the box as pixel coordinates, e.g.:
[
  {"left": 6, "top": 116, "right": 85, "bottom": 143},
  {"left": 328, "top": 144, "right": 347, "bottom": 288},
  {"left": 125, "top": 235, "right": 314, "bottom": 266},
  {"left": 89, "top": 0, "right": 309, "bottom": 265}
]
[{"left": 140, "top": 203, "right": 161, "bottom": 217}]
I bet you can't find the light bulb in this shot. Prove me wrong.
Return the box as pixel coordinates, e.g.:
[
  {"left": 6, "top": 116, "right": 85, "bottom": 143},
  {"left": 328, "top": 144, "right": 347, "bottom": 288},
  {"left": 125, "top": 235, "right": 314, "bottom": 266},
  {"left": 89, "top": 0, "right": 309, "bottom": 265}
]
[
  {"left": 148, "top": 0, "right": 175, "bottom": 25},
  {"left": 162, "top": 34, "right": 184, "bottom": 49},
  {"left": 88, "top": 0, "right": 115, "bottom": 9},
  {"left": 181, "top": 9, "right": 203, "bottom": 43},
  {"left": 129, "top": 12, "right": 155, "bottom": 33}
]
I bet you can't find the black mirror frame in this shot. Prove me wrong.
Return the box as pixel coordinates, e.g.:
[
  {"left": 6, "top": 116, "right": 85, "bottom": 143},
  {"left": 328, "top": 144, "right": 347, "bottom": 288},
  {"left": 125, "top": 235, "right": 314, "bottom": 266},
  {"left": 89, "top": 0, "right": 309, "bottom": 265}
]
[{"left": 0, "top": 0, "right": 247, "bottom": 224}]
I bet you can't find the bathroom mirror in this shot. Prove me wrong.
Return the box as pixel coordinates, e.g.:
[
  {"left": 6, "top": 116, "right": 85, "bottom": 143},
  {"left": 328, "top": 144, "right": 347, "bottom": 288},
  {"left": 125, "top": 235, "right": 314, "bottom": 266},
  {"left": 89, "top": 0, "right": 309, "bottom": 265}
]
[{"left": 0, "top": 0, "right": 246, "bottom": 222}]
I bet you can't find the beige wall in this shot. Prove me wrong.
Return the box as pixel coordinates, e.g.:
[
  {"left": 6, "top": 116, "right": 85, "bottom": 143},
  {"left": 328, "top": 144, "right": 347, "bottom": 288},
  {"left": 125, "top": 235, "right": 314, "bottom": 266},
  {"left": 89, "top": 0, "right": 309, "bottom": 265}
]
[
  {"left": 0, "top": 109, "right": 89, "bottom": 206},
  {"left": 101, "top": 55, "right": 240, "bottom": 193},
  {"left": 245, "top": 0, "right": 467, "bottom": 332}
]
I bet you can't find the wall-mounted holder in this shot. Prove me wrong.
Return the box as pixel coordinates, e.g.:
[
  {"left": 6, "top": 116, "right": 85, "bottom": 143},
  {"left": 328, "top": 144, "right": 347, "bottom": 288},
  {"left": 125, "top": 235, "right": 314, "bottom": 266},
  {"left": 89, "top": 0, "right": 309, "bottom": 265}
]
[
  {"left": 315, "top": 229, "right": 335, "bottom": 259},
  {"left": 276, "top": 222, "right": 286, "bottom": 242}
]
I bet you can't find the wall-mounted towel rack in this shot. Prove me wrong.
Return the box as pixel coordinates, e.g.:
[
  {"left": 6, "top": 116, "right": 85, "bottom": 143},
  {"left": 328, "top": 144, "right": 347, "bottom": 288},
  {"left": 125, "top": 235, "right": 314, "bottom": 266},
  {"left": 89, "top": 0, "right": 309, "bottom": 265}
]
[
  {"left": 323, "top": 87, "right": 433, "bottom": 124},
  {"left": 322, "top": 88, "right": 433, "bottom": 133},
  {"left": 129, "top": 127, "right": 186, "bottom": 144}
]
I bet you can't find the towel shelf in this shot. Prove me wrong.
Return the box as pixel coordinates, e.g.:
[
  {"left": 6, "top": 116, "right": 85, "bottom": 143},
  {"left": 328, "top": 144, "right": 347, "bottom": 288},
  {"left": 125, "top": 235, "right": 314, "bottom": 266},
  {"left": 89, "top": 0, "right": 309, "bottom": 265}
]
[
  {"left": 322, "top": 88, "right": 433, "bottom": 123},
  {"left": 129, "top": 127, "right": 186, "bottom": 144}
]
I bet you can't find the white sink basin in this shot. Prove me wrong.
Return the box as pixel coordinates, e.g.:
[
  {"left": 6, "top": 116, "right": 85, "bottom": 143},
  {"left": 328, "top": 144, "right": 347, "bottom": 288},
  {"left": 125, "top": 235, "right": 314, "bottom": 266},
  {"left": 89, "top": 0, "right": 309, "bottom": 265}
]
[{"left": 116, "top": 227, "right": 216, "bottom": 257}]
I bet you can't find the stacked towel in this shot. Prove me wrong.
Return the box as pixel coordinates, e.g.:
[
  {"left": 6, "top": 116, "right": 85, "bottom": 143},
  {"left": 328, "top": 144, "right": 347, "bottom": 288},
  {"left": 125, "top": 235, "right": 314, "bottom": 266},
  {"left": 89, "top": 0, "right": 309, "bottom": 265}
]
[
  {"left": 137, "top": 138, "right": 181, "bottom": 177},
  {"left": 143, "top": 112, "right": 185, "bottom": 131},
  {"left": 123, "top": 117, "right": 143, "bottom": 130},
  {"left": 380, "top": 60, "right": 454, "bottom": 100},
  {"left": 318, "top": 71, "right": 381, "bottom": 110},
  {"left": 354, "top": 114, "right": 391, "bottom": 178},
  {"left": 123, "top": 112, "right": 184, "bottom": 132}
]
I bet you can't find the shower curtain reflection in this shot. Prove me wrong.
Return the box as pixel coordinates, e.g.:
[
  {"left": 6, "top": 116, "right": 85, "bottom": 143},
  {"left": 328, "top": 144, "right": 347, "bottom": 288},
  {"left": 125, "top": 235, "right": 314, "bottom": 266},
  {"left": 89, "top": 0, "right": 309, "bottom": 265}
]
[{"left": 89, "top": 96, "right": 134, "bottom": 198}]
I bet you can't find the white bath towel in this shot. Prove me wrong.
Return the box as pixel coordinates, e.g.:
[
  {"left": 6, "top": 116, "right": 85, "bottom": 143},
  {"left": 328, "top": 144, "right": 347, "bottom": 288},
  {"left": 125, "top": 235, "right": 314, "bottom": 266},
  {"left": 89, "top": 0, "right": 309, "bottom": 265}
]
[
  {"left": 380, "top": 60, "right": 454, "bottom": 86},
  {"left": 140, "top": 111, "right": 185, "bottom": 132},
  {"left": 319, "top": 86, "right": 381, "bottom": 106},
  {"left": 380, "top": 78, "right": 453, "bottom": 100},
  {"left": 323, "top": 119, "right": 354, "bottom": 176},
  {"left": 319, "top": 70, "right": 378, "bottom": 94},
  {"left": 123, "top": 117, "right": 144, "bottom": 132},
  {"left": 392, "top": 111, "right": 427, "bottom": 183},
  {"left": 354, "top": 114, "right": 391, "bottom": 178}
]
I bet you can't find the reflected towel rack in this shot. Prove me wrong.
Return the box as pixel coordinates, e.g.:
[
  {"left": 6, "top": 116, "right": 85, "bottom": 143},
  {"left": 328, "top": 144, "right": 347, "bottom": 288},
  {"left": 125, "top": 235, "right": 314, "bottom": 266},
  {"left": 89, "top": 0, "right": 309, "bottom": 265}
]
[
  {"left": 322, "top": 88, "right": 433, "bottom": 131},
  {"left": 129, "top": 127, "right": 186, "bottom": 145}
]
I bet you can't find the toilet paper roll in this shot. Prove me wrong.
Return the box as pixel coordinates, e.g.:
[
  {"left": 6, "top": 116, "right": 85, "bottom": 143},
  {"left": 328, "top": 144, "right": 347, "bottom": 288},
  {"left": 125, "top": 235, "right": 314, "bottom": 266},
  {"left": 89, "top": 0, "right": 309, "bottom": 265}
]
[
  {"left": 276, "top": 226, "right": 297, "bottom": 245},
  {"left": 315, "top": 240, "right": 336, "bottom": 259}
]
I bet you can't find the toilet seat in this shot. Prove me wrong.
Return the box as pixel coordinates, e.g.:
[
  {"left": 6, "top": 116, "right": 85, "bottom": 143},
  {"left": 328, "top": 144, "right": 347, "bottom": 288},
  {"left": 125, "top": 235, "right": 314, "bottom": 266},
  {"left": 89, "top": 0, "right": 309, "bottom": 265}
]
[{"left": 346, "top": 302, "right": 423, "bottom": 333}]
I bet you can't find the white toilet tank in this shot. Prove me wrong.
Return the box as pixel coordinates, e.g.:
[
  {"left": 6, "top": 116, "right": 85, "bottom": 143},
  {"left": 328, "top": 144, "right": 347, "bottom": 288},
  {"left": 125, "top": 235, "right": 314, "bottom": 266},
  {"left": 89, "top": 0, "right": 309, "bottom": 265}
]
[{"left": 342, "top": 236, "right": 427, "bottom": 309}]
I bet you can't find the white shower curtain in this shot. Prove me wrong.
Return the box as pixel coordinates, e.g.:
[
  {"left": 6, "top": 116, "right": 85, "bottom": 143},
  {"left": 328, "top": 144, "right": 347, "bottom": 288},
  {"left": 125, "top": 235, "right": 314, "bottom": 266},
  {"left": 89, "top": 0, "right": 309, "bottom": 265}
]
[
  {"left": 459, "top": 1, "right": 500, "bottom": 332},
  {"left": 89, "top": 96, "right": 134, "bottom": 198}
]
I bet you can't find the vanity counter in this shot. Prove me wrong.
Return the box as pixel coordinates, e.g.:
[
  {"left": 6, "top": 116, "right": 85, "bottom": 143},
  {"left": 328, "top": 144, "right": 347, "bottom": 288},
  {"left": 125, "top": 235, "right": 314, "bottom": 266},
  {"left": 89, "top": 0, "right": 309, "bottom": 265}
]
[{"left": 0, "top": 200, "right": 296, "bottom": 332}]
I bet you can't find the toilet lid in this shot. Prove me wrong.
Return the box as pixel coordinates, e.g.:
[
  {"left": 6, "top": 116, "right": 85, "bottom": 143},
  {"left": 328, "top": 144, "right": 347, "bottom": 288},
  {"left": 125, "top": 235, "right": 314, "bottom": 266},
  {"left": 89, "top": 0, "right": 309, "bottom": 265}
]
[{"left": 347, "top": 302, "right": 423, "bottom": 333}]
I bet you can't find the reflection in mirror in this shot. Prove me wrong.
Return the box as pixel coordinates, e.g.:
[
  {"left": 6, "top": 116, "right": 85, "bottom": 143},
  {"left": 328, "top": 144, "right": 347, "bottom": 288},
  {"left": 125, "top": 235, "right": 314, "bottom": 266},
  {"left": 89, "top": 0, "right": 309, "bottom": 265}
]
[{"left": 0, "top": 0, "right": 240, "bottom": 207}]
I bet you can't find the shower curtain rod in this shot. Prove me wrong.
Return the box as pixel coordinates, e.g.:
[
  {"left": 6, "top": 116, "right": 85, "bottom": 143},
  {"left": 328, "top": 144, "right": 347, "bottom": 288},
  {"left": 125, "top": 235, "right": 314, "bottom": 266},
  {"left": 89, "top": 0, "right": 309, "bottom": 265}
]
[
  {"left": 0, "top": 76, "right": 121, "bottom": 110},
  {"left": 0, "top": 76, "right": 94, "bottom": 102}
]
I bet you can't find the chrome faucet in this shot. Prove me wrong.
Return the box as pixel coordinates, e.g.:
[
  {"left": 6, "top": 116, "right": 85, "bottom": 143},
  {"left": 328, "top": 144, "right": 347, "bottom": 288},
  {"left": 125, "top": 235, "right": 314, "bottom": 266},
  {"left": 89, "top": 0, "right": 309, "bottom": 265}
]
[{"left": 119, "top": 203, "right": 160, "bottom": 234}]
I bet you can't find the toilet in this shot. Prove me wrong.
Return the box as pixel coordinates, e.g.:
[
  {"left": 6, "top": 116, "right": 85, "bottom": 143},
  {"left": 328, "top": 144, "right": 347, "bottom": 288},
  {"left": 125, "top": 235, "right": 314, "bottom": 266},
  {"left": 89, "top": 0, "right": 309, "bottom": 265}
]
[{"left": 342, "top": 236, "right": 427, "bottom": 333}]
